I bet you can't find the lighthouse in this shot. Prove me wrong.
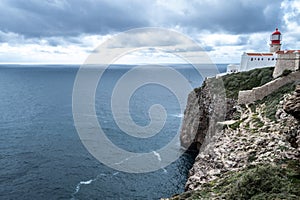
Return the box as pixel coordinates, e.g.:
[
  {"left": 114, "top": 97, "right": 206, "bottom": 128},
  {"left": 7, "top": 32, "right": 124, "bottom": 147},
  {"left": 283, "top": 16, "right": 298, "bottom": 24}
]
[{"left": 270, "top": 28, "right": 282, "bottom": 53}]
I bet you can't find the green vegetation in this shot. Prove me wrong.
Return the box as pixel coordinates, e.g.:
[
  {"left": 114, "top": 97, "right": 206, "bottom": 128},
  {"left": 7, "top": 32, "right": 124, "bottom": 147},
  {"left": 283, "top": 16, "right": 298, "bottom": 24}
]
[
  {"left": 257, "top": 82, "right": 296, "bottom": 121},
  {"left": 229, "top": 120, "right": 242, "bottom": 130},
  {"left": 251, "top": 115, "right": 264, "bottom": 128},
  {"left": 281, "top": 69, "right": 292, "bottom": 77},
  {"left": 249, "top": 103, "right": 256, "bottom": 113},
  {"left": 193, "top": 67, "right": 274, "bottom": 99},
  {"left": 247, "top": 151, "right": 257, "bottom": 162},
  {"left": 224, "top": 163, "right": 300, "bottom": 199},
  {"left": 171, "top": 162, "right": 300, "bottom": 200},
  {"left": 222, "top": 67, "right": 274, "bottom": 99},
  {"left": 232, "top": 110, "right": 241, "bottom": 120}
]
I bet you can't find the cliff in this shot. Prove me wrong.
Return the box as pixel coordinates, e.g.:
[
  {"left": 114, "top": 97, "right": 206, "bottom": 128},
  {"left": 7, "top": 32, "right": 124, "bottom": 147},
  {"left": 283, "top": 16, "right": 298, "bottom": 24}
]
[
  {"left": 179, "top": 78, "right": 228, "bottom": 151},
  {"left": 171, "top": 67, "right": 300, "bottom": 199}
]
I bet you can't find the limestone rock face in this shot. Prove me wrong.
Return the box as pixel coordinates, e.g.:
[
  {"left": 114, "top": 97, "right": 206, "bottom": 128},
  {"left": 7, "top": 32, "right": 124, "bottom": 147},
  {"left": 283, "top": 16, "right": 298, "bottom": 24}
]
[
  {"left": 172, "top": 71, "right": 300, "bottom": 199},
  {"left": 284, "top": 84, "right": 300, "bottom": 120},
  {"left": 180, "top": 78, "right": 227, "bottom": 150},
  {"left": 179, "top": 90, "right": 202, "bottom": 149},
  {"left": 185, "top": 102, "right": 300, "bottom": 192}
]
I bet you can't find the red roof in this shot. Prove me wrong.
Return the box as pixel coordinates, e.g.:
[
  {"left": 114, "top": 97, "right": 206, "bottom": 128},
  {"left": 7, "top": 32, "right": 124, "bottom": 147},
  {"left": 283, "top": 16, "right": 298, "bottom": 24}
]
[
  {"left": 246, "top": 53, "right": 274, "bottom": 56},
  {"left": 276, "top": 50, "right": 300, "bottom": 54},
  {"left": 272, "top": 28, "right": 281, "bottom": 35}
]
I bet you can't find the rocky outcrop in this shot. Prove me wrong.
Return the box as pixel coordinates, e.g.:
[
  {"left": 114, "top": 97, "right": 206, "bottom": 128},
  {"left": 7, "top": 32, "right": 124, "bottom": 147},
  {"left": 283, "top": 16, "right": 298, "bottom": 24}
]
[
  {"left": 185, "top": 102, "right": 300, "bottom": 191},
  {"left": 179, "top": 90, "right": 202, "bottom": 149},
  {"left": 180, "top": 78, "right": 229, "bottom": 150},
  {"left": 284, "top": 84, "right": 300, "bottom": 120},
  {"left": 171, "top": 70, "right": 300, "bottom": 199}
]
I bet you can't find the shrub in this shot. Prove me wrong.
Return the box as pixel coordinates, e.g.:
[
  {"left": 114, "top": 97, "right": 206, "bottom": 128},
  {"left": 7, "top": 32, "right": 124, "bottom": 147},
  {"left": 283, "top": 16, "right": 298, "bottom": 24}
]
[
  {"left": 193, "top": 67, "right": 274, "bottom": 99},
  {"left": 222, "top": 67, "right": 274, "bottom": 99},
  {"left": 281, "top": 69, "right": 292, "bottom": 77},
  {"left": 225, "top": 164, "right": 300, "bottom": 199}
]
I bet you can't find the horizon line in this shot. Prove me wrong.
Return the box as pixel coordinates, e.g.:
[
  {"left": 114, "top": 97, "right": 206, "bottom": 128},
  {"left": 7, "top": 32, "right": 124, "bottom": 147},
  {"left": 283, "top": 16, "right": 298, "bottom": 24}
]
[{"left": 0, "top": 62, "right": 237, "bottom": 65}]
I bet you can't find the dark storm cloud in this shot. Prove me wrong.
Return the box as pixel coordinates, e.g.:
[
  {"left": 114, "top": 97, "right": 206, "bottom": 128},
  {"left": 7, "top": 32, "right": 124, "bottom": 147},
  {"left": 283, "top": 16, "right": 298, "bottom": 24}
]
[
  {"left": 156, "top": 0, "right": 283, "bottom": 34},
  {"left": 0, "top": 0, "right": 150, "bottom": 37},
  {"left": 0, "top": 0, "right": 283, "bottom": 41}
]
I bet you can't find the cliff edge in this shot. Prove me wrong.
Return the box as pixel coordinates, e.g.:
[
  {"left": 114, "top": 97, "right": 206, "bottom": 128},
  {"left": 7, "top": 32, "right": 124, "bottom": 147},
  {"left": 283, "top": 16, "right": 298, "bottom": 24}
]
[{"left": 171, "top": 67, "right": 300, "bottom": 199}]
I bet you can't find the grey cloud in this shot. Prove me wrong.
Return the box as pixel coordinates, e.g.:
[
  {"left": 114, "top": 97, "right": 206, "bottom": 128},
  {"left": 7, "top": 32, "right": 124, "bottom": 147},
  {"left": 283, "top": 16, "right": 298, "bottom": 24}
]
[
  {"left": 106, "top": 29, "right": 189, "bottom": 48},
  {"left": 0, "top": 0, "right": 150, "bottom": 38},
  {"left": 0, "top": 0, "right": 286, "bottom": 45},
  {"left": 154, "top": 0, "right": 283, "bottom": 34}
]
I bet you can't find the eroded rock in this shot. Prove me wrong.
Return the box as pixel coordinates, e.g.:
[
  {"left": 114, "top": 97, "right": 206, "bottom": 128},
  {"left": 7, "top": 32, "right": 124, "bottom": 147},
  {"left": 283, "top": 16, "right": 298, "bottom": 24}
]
[{"left": 284, "top": 84, "right": 300, "bottom": 120}]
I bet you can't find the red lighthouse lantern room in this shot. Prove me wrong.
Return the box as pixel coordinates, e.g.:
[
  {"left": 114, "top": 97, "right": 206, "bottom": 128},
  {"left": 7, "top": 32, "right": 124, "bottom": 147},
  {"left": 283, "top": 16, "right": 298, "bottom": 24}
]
[
  {"left": 270, "top": 28, "right": 282, "bottom": 53},
  {"left": 271, "top": 28, "right": 281, "bottom": 44}
]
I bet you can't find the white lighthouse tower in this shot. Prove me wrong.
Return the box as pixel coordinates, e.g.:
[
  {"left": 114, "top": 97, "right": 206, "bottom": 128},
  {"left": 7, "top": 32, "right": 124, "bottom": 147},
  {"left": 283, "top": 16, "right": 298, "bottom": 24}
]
[{"left": 270, "top": 28, "right": 282, "bottom": 53}]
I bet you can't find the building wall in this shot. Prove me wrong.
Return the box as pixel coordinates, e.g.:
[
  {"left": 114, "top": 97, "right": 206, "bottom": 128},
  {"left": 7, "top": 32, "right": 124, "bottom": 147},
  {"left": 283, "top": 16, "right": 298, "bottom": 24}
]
[
  {"left": 238, "top": 71, "right": 300, "bottom": 104},
  {"left": 273, "top": 52, "right": 300, "bottom": 78},
  {"left": 270, "top": 44, "right": 281, "bottom": 53},
  {"left": 240, "top": 53, "right": 277, "bottom": 71},
  {"left": 227, "top": 64, "right": 239, "bottom": 73}
]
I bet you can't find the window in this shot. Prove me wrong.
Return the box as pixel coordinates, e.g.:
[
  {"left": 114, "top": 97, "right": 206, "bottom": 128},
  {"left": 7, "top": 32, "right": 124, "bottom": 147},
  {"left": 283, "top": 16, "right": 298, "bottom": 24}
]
[
  {"left": 272, "top": 58, "right": 274, "bottom": 60},
  {"left": 268, "top": 58, "right": 270, "bottom": 61},
  {"left": 251, "top": 58, "right": 253, "bottom": 61},
  {"left": 271, "top": 34, "right": 281, "bottom": 40},
  {"left": 258, "top": 58, "right": 260, "bottom": 61},
  {"left": 262, "top": 58, "right": 264, "bottom": 61}
]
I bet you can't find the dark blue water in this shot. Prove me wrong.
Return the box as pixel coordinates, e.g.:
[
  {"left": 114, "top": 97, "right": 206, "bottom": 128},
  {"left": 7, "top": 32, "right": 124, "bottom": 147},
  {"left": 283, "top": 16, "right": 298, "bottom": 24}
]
[{"left": 0, "top": 64, "right": 226, "bottom": 200}]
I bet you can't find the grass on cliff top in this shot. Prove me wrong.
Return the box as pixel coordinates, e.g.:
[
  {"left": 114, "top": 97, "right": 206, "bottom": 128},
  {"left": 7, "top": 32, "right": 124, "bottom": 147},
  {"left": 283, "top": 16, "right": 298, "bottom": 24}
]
[
  {"left": 171, "top": 161, "right": 300, "bottom": 200},
  {"left": 222, "top": 67, "right": 274, "bottom": 99},
  {"left": 194, "top": 67, "right": 274, "bottom": 99}
]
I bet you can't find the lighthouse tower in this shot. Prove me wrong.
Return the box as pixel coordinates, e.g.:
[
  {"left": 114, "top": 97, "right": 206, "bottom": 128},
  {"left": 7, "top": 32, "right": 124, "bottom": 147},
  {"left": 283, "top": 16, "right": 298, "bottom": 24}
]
[{"left": 270, "top": 28, "right": 282, "bottom": 53}]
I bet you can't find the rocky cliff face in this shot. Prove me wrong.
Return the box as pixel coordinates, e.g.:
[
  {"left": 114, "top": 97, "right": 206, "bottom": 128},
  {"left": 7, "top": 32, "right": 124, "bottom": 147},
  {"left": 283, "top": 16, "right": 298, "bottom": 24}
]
[
  {"left": 185, "top": 98, "right": 300, "bottom": 191},
  {"left": 170, "top": 73, "right": 300, "bottom": 199},
  {"left": 284, "top": 84, "right": 300, "bottom": 120},
  {"left": 179, "top": 78, "right": 233, "bottom": 151}
]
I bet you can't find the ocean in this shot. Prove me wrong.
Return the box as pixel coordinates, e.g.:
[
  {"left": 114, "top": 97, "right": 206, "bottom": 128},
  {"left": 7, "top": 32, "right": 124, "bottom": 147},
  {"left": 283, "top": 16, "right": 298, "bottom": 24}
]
[{"left": 0, "top": 64, "right": 226, "bottom": 200}]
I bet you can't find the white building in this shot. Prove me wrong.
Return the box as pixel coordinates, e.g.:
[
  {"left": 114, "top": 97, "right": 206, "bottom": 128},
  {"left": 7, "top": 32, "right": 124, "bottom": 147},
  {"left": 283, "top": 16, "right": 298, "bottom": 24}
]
[
  {"left": 239, "top": 52, "right": 277, "bottom": 71},
  {"left": 227, "top": 64, "right": 239, "bottom": 73},
  {"left": 226, "top": 28, "right": 282, "bottom": 73}
]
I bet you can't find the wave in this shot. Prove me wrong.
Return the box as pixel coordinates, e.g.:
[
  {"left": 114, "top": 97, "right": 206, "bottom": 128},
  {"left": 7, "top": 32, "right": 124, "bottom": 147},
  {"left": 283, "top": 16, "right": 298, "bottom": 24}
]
[
  {"left": 152, "top": 151, "right": 162, "bottom": 161},
  {"left": 71, "top": 173, "right": 107, "bottom": 200},
  {"left": 170, "top": 113, "right": 184, "bottom": 118}
]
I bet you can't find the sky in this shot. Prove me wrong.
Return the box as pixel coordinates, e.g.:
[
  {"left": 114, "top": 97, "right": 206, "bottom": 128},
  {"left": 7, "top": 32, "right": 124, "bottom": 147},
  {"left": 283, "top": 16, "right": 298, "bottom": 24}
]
[{"left": 0, "top": 0, "right": 299, "bottom": 64}]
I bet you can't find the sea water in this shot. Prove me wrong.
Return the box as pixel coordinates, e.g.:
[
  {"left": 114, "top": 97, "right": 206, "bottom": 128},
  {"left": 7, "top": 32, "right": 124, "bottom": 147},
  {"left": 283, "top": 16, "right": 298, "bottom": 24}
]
[{"left": 0, "top": 64, "right": 226, "bottom": 199}]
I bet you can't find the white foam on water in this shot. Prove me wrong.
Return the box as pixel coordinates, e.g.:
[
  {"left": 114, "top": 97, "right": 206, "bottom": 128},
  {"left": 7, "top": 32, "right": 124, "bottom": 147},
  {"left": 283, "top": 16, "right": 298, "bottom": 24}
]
[
  {"left": 113, "top": 154, "right": 142, "bottom": 166},
  {"left": 171, "top": 113, "right": 184, "bottom": 118},
  {"left": 71, "top": 173, "right": 107, "bottom": 200},
  {"left": 113, "top": 156, "right": 132, "bottom": 165},
  {"left": 113, "top": 172, "right": 119, "bottom": 176},
  {"left": 152, "top": 151, "right": 161, "bottom": 161},
  {"left": 80, "top": 179, "right": 93, "bottom": 185}
]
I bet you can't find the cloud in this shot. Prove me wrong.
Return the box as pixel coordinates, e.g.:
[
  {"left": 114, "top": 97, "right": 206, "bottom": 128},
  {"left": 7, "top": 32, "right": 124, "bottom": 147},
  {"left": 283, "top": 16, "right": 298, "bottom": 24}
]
[
  {"left": 280, "top": 0, "right": 300, "bottom": 49},
  {"left": 151, "top": 0, "right": 283, "bottom": 34},
  {"left": 0, "top": 0, "right": 284, "bottom": 39},
  {"left": 0, "top": 0, "right": 150, "bottom": 37},
  {"left": 0, "top": 0, "right": 298, "bottom": 64}
]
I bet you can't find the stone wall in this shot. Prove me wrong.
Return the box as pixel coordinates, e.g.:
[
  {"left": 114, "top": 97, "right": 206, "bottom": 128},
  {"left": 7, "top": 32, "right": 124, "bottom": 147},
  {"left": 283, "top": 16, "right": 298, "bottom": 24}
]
[
  {"left": 273, "top": 52, "right": 300, "bottom": 78},
  {"left": 238, "top": 71, "right": 300, "bottom": 104}
]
